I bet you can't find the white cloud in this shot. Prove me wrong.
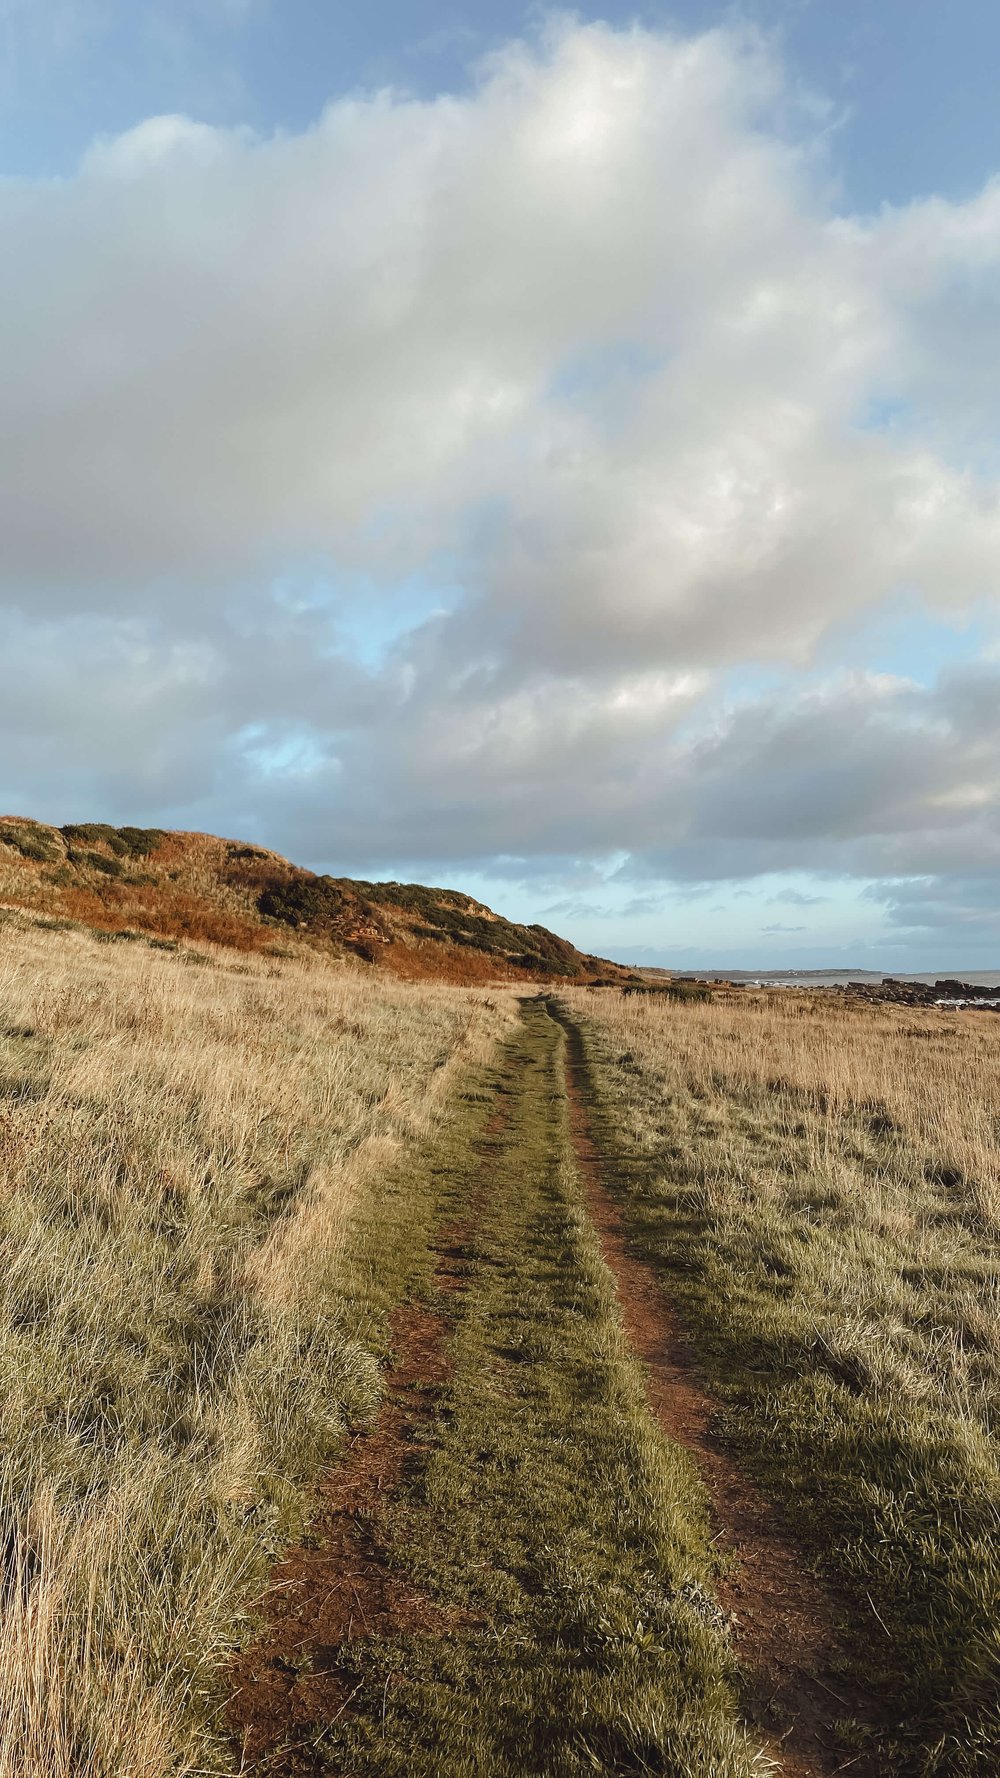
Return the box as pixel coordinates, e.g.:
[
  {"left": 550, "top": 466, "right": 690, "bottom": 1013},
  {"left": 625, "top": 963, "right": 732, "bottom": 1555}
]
[{"left": 3, "top": 17, "right": 1000, "bottom": 929}]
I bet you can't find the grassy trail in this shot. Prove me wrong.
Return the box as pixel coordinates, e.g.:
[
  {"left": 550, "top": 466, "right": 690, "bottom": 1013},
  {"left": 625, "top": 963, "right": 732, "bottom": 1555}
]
[{"left": 233, "top": 997, "right": 869, "bottom": 1777}]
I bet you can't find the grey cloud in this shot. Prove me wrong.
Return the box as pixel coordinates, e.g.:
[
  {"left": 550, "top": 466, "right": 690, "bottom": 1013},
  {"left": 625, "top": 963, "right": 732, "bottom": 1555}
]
[
  {"left": 864, "top": 873, "right": 1000, "bottom": 947},
  {"left": 769, "top": 889, "right": 828, "bottom": 905}
]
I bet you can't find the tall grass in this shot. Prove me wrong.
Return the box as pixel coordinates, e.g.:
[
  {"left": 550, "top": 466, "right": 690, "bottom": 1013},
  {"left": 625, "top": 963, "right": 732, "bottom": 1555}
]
[
  {"left": 0, "top": 914, "right": 513, "bottom": 1775},
  {"left": 593, "top": 988, "right": 1000, "bottom": 1218},
  {"left": 565, "top": 987, "right": 1000, "bottom": 1772}
]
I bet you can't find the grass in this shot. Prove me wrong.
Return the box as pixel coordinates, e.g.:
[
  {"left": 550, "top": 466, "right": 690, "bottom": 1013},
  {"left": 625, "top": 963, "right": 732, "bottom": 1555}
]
[
  {"left": 0, "top": 912, "right": 514, "bottom": 1776},
  {"left": 562, "top": 986, "right": 1000, "bottom": 1776},
  {"left": 316, "top": 1000, "right": 766, "bottom": 1778},
  {"left": 11, "top": 917, "right": 997, "bottom": 1776}
]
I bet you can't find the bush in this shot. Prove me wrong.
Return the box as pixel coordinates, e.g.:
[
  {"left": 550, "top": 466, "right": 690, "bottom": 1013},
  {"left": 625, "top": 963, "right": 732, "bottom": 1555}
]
[
  {"left": 88, "top": 852, "right": 124, "bottom": 878},
  {"left": 65, "top": 848, "right": 124, "bottom": 878},
  {"left": 0, "top": 823, "right": 60, "bottom": 863},
  {"left": 61, "top": 823, "right": 119, "bottom": 849},
  {"left": 114, "top": 827, "right": 165, "bottom": 858},
  {"left": 258, "top": 877, "right": 346, "bottom": 929},
  {"left": 61, "top": 824, "right": 164, "bottom": 859}
]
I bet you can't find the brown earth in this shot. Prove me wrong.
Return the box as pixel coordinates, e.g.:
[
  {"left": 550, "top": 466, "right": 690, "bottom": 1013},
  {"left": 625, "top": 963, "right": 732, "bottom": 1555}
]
[
  {"left": 228, "top": 1268, "right": 469, "bottom": 1774},
  {"left": 556, "top": 1011, "right": 886, "bottom": 1778}
]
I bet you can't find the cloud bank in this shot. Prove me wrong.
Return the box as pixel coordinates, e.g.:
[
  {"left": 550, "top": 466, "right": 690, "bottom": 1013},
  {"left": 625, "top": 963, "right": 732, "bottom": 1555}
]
[{"left": 3, "top": 20, "right": 1000, "bottom": 952}]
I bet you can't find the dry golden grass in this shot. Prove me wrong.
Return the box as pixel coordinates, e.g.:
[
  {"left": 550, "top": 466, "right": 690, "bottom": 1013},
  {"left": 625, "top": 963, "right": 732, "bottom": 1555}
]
[
  {"left": 576, "top": 987, "right": 1000, "bottom": 1219},
  {"left": 565, "top": 985, "right": 1000, "bottom": 1772},
  {"left": 0, "top": 912, "right": 514, "bottom": 1776}
]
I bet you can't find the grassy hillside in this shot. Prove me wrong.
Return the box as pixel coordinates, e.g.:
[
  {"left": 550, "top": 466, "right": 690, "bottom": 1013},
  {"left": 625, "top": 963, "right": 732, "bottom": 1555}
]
[{"left": 0, "top": 816, "right": 627, "bottom": 985}]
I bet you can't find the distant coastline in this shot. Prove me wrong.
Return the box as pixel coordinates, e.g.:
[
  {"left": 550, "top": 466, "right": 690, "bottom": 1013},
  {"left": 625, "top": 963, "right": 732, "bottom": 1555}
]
[{"left": 659, "top": 968, "right": 1000, "bottom": 990}]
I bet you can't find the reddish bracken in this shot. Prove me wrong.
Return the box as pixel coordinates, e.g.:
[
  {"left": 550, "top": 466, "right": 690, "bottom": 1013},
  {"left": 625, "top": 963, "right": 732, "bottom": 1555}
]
[{"left": 0, "top": 816, "right": 633, "bottom": 984}]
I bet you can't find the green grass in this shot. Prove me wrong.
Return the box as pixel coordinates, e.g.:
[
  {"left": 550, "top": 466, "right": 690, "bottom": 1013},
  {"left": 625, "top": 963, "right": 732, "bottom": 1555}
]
[
  {"left": 563, "top": 995, "right": 1000, "bottom": 1777},
  {"left": 315, "top": 1001, "right": 762, "bottom": 1778}
]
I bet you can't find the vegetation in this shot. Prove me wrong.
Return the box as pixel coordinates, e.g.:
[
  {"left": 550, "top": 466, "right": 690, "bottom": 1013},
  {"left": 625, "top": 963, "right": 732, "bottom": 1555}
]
[
  {"left": 310, "top": 1002, "right": 760, "bottom": 1777},
  {"left": 563, "top": 986, "right": 1000, "bottom": 1775},
  {"left": 257, "top": 875, "right": 349, "bottom": 929},
  {"left": 628, "top": 979, "right": 713, "bottom": 1003},
  {"left": 0, "top": 924, "right": 767, "bottom": 1776},
  {"left": 0, "top": 821, "right": 61, "bottom": 863},
  {"left": 60, "top": 824, "right": 165, "bottom": 858},
  {"left": 13, "top": 886, "right": 991, "bottom": 1774},
  {"left": 0, "top": 913, "right": 512, "bottom": 1776},
  {"left": 344, "top": 879, "right": 582, "bottom": 973},
  {"left": 0, "top": 821, "right": 612, "bottom": 978}
]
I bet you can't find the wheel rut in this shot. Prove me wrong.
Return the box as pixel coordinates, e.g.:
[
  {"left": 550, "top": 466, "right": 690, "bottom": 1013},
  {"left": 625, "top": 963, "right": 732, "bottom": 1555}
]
[
  {"left": 226, "top": 1075, "right": 518, "bottom": 1775},
  {"left": 551, "top": 1002, "right": 883, "bottom": 1778},
  {"left": 228, "top": 1003, "right": 883, "bottom": 1777}
]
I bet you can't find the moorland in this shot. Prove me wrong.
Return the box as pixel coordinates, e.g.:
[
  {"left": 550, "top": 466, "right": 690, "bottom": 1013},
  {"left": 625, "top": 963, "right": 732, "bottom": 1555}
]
[{"left": 1, "top": 823, "right": 998, "bottom": 1777}]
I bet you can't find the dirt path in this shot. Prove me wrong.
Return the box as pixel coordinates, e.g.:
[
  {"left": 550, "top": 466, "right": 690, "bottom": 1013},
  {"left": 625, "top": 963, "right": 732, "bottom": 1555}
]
[
  {"left": 552, "top": 1003, "right": 881, "bottom": 1778},
  {"left": 227, "top": 1002, "right": 884, "bottom": 1777},
  {"left": 227, "top": 1092, "right": 515, "bottom": 1774}
]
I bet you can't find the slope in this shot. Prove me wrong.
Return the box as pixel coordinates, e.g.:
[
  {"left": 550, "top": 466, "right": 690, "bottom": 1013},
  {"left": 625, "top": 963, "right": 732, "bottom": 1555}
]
[{"left": 0, "top": 816, "right": 629, "bottom": 986}]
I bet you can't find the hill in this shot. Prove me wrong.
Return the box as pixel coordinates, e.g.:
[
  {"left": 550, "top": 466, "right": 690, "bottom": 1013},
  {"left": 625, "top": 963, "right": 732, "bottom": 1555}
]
[{"left": 0, "top": 815, "right": 629, "bottom": 985}]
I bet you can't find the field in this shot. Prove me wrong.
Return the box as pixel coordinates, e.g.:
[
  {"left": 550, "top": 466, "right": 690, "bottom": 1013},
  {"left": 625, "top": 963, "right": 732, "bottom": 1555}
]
[
  {"left": 2, "top": 917, "right": 998, "bottom": 1776},
  {"left": 0, "top": 913, "right": 512, "bottom": 1775},
  {"left": 564, "top": 986, "right": 1000, "bottom": 1776}
]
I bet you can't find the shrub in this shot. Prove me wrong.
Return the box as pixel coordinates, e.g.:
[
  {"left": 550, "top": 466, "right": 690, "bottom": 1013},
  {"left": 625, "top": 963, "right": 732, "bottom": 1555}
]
[
  {"left": 87, "top": 852, "right": 124, "bottom": 878},
  {"left": 61, "top": 824, "right": 164, "bottom": 859},
  {"left": 116, "top": 828, "right": 165, "bottom": 857},
  {"left": 258, "top": 877, "right": 346, "bottom": 929},
  {"left": 65, "top": 848, "right": 123, "bottom": 878},
  {"left": 61, "top": 823, "right": 119, "bottom": 849},
  {"left": 0, "top": 823, "right": 60, "bottom": 863}
]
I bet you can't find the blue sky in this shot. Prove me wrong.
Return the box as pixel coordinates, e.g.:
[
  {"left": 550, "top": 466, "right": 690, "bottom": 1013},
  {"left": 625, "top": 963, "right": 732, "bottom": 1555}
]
[
  {"left": 3, "top": 2, "right": 1000, "bottom": 969},
  {"left": 8, "top": 2, "right": 1000, "bottom": 209}
]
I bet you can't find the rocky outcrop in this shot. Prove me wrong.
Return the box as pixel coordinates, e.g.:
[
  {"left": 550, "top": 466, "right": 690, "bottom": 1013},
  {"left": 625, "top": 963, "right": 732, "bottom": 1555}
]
[{"left": 835, "top": 978, "right": 1000, "bottom": 1008}]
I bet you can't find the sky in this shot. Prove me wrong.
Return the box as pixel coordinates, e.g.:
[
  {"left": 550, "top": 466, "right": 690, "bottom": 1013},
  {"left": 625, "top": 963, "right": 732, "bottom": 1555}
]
[{"left": 3, "top": 2, "right": 1000, "bottom": 971}]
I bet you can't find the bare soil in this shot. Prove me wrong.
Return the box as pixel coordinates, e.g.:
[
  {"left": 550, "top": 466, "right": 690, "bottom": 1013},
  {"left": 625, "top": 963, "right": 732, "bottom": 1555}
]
[{"left": 227, "top": 1300, "right": 456, "bottom": 1774}]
